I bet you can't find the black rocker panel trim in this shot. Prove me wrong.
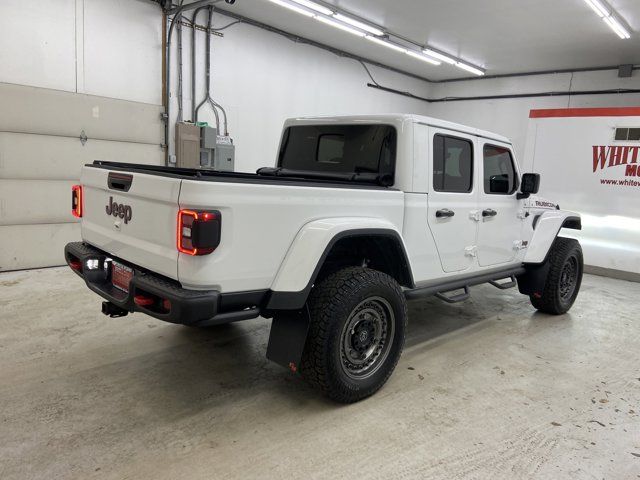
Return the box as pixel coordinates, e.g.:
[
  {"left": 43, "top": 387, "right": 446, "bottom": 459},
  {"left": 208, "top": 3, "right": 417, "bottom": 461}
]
[{"left": 405, "top": 266, "right": 526, "bottom": 300}]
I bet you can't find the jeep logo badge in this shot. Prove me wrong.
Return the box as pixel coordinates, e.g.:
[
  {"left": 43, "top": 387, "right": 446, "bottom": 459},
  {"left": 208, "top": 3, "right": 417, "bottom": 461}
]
[{"left": 105, "top": 196, "right": 133, "bottom": 224}]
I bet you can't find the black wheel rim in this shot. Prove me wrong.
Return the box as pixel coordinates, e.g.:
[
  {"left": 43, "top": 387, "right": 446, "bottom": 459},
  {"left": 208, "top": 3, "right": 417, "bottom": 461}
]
[
  {"left": 340, "top": 297, "right": 395, "bottom": 380},
  {"left": 559, "top": 256, "right": 579, "bottom": 301}
]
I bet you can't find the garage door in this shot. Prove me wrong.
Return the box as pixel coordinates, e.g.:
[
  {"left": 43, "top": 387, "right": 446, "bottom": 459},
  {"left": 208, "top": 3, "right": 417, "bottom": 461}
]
[{"left": 0, "top": 83, "right": 165, "bottom": 271}]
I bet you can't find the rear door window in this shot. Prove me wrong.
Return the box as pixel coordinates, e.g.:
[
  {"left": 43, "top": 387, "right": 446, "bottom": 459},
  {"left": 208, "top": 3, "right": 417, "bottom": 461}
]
[{"left": 433, "top": 134, "right": 474, "bottom": 193}]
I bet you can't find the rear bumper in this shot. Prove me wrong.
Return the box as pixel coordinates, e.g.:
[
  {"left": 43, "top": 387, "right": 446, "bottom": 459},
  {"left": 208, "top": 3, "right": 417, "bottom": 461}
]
[{"left": 64, "top": 242, "right": 264, "bottom": 326}]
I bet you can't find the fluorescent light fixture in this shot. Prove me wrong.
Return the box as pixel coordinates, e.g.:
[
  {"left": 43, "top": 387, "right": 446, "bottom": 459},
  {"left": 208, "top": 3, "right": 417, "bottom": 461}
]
[
  {"left": 406, "top": 50, "right": 441, "bottom": 66},
  {"left": 581, "top": 0, "right": 631, "bottom": 39},
  {"left": 290, "top": 0, "right": 333, "bottom": 16},
  {"left": 334, "top": 13, "right": 384, "bottom": 36},
  {"left": 315, "top": 16, "right": 365, "bottom": 37},
  {"left": 603, "top": 16, "right": 631, "bottom": 39},
  {"left": 365, "top": 35, "right": 407, "bottom": 53},
  {"left": 267, "top": 0, "right": 315, "bottom": 17},
  {"left": 582, "top": 0, "right": 609, "bottom": 17},
  {"left": 456, "top": 62, "right": 485, "bottom": 76},
  {"left": 423, "top": 48, "right": 457, "bottom": 65}
]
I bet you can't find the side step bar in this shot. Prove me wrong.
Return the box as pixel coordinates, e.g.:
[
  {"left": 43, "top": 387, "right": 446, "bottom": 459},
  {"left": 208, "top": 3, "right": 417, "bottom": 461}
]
[
  {"left": 489, "top": 275, "right": 517, "bottom": 290},
  {"left": 435, "top": 286, "right": 470, "bottom": 304},
  {"left": 405, "top": 267, "right": 525, "bottom": 302}
]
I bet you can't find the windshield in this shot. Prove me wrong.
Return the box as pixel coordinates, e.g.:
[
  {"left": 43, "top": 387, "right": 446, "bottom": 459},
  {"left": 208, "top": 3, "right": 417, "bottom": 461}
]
[{"left": 277, "top": 124, "right": 397, "bottom": 179}]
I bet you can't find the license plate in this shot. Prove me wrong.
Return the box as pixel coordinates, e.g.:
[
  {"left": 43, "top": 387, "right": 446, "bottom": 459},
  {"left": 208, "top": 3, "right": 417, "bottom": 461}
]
[{"left": 112, "top": 262, "right": 133, "bottom": 293}]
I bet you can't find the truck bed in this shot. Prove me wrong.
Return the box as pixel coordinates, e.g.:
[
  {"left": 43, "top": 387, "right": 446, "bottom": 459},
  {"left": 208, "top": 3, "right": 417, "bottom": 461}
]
[
  {"left": 89, "top": 161, "right": 392, "bottom": 190},
  {"left": 80, "top": 161, "right": 405, "bottom": 292}
]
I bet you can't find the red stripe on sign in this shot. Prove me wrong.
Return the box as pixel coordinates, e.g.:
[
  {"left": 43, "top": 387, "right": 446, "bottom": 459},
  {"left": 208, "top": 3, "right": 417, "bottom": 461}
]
[{"left": 529, "top": 107, "right": 640, "bottom": 118}]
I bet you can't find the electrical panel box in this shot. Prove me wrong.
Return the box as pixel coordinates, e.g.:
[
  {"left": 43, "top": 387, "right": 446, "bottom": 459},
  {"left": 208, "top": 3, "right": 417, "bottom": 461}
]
[
  {"left": 175, "top": 122, "right": 201, "bottom": 169},
  {"left": 201, "top": 126, "right": 218, "bottom": 149},
  {"left": 214, "top": 135, "right": 235, "bottom": 171},
  {"left": 175, "top": 122, "right": 235, "bottom": 172}
]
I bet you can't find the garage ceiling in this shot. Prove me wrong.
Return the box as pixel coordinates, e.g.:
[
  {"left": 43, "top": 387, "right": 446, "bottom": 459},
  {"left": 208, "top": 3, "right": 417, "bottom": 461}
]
[{"left": 215, "top": 0, "right": 640, "bottom": 81}]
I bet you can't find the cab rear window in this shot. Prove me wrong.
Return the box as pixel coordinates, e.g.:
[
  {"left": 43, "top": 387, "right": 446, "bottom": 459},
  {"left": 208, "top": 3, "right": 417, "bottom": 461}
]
[{"left": 278, "top": 124, "right": 396, "bottom": 178}]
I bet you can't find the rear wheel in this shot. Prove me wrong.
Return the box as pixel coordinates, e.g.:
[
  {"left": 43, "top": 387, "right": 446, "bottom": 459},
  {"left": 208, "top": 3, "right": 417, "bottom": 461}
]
[
  {"left": 530, "top": 237, "right": 583, "bottom": 315},
  {"left": 301, "top": 267, "right": 407, "bottom": 403}
]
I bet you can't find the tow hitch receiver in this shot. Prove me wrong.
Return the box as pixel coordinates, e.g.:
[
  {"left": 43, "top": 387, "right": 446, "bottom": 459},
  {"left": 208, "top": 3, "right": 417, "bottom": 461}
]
[{"left": 102, "top": 301, "right": 129, "bottom": 318}]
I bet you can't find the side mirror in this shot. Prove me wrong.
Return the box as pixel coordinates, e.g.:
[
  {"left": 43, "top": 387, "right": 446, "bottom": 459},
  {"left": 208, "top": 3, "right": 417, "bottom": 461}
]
[
  {"left": 489, "top": 175, "right": 510, "bottom": 194},
  {"left": 518, "top": 173, "right": 540, "bottom": 199}
]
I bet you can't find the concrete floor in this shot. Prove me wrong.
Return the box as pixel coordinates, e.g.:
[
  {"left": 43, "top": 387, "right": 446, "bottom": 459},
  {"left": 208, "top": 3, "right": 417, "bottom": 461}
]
[{"left": 0, "top": 268, "right": 639, "bottom": 480}]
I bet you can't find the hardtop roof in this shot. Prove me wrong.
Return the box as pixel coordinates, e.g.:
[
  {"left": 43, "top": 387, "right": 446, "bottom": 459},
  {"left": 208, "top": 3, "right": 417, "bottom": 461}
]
[{"left": 284, "top": 114, "right": 512, "bottom": 145}]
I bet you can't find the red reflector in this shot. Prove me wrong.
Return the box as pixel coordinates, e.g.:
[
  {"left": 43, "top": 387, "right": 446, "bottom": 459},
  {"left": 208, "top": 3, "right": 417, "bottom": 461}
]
[
  {"left": 162, "top": 299, "right": 171, "bottom": 311},
  {"left": 69, "top": 260, "right": 82, "bottom": 271},
  {"left": 134, "top": 295, "right": 155, "bottom": 307},
  {"left": 72, "top": 185, "right": 83, "bottom": 218}
]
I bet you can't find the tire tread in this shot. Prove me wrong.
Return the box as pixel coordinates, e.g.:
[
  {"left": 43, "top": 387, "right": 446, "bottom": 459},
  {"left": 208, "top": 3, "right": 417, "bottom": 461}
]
[
  {"left": 301, "top": 267, "right": 407, "bottom": 403},
  {"left": 530, "top": 237, "right": 583, "bottom": 315}
]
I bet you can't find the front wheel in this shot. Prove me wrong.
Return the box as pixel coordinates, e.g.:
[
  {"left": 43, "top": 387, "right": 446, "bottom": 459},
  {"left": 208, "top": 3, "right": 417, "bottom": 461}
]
[
  {"left": 301, "top": 267, "right": 407, "bottom": 403},
  {"left": 530, "top": 237, "right": 583, "bottom": 315}
]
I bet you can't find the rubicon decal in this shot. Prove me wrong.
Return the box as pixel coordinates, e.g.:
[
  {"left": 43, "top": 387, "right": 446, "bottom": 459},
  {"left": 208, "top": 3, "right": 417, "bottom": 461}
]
[
  {"left": 105, "top": 196, "right": 133, "bottom": 224},
  {"left": 592, "top": 145, "right": 640, "bottom": 177},
  {"left": 535, "top": 200, "right": 556, "bottom": 209}
]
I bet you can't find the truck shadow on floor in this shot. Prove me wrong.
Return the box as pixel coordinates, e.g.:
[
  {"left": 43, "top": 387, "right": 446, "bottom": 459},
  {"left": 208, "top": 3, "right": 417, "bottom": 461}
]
[
  {"left": 44, "top": 285, "right": 539, "bottom": 423},
  {"left": 153, "top": 284, "right": 536, "bottom": 404},
  {"left": 9, "top": 286, "right": 551, "bottom": 446},
  {"left": 404, "top": 284, "right": 532, "bottom": 348}
]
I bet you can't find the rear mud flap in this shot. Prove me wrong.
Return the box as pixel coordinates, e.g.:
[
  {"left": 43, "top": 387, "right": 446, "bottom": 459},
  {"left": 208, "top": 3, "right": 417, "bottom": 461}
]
[{"left": 266, "top": 307, "right": 311, "bottom": 373}]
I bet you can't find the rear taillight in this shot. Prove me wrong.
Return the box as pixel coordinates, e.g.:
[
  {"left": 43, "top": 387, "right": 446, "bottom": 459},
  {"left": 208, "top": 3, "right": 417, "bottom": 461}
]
[
  {"left": 177, "top": 209, "right": 221, "bottom": 256},
  {"left": 72, "top": 185, "right": 83, "bottom": 218}
]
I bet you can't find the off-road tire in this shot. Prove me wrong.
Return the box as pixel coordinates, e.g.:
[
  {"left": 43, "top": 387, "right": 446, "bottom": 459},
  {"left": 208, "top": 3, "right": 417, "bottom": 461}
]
[
  {"left": 530, "top": 237, "right": 583, "bottom": 315},
  {"left": 301, "top": 267, "right": 407, "bottom": 403}
]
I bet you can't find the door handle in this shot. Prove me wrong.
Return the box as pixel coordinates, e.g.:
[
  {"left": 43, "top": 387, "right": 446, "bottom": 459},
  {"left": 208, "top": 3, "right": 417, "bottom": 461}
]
[
  {"left": 482, "top": 209, "right": 498, "bottom": 218},
  {"left": 436, "top": 209, "right": 455, "bottom": 218}
]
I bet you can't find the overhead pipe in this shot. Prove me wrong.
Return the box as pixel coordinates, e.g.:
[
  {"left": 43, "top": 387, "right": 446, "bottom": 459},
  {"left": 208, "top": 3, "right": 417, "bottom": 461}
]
[
  {"left": 214, "top": 8, "right": 638, "bottom": 86},
  {"left": 366, "top": 83, "right": 640, "bottom": 103},
  {"left": 167, "top": 0, "right": 228, "bottom": 15}
]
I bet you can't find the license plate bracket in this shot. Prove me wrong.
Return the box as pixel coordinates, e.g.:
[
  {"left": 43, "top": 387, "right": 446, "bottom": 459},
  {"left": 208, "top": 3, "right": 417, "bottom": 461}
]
[{"left": 112, "top": 261, "right": 134, "bottom": 293}]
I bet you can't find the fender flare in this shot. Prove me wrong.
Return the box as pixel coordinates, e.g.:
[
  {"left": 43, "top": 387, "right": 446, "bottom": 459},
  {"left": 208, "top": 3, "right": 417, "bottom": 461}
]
[
  {"left": 524, "top": 210, "right": 582, "bottom": 265},
  {"left": 266, "top": 217, "right": 414, "bottom": 310}
]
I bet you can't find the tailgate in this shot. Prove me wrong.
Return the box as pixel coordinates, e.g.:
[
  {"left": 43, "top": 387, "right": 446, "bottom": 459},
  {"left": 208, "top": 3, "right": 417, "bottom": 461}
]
[{"left": 80, "top": 165, "right": 181, "bottom": 280}]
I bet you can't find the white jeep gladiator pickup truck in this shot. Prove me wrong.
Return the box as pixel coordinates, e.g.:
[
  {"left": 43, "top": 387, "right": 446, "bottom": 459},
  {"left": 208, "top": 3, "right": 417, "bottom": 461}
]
[{"left": 66, "top": 114, "right": 583, "bottom": 403}]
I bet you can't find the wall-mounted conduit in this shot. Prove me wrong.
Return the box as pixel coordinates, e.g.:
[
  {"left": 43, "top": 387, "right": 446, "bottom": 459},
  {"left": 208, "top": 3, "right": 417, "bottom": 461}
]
[
  {"left": 163, "top": 0, "right": 230, "bottom": 163},
  {"left": 193, "top": 5, "right": 228, "bottom": 135}
]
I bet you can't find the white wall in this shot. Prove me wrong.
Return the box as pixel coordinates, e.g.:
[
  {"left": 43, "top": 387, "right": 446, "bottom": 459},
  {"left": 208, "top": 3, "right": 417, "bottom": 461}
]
[
  {"left": 524, "top": 112, "right": 640, "bottom": 276},
  {"left": 0, "top": 0, "right": 162, "bottom": 104},
  {"left": 173, "top": 14, "right": 640, "bottom": 171},
  {"left": 425, "top": 71, "right": 640, "bottom": 161},
  {"left": 2, "top": 0, "right": 639, "bottom": 272},
  {"left": 169, "top": 11, "right": 433, "bottom": 172}
]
